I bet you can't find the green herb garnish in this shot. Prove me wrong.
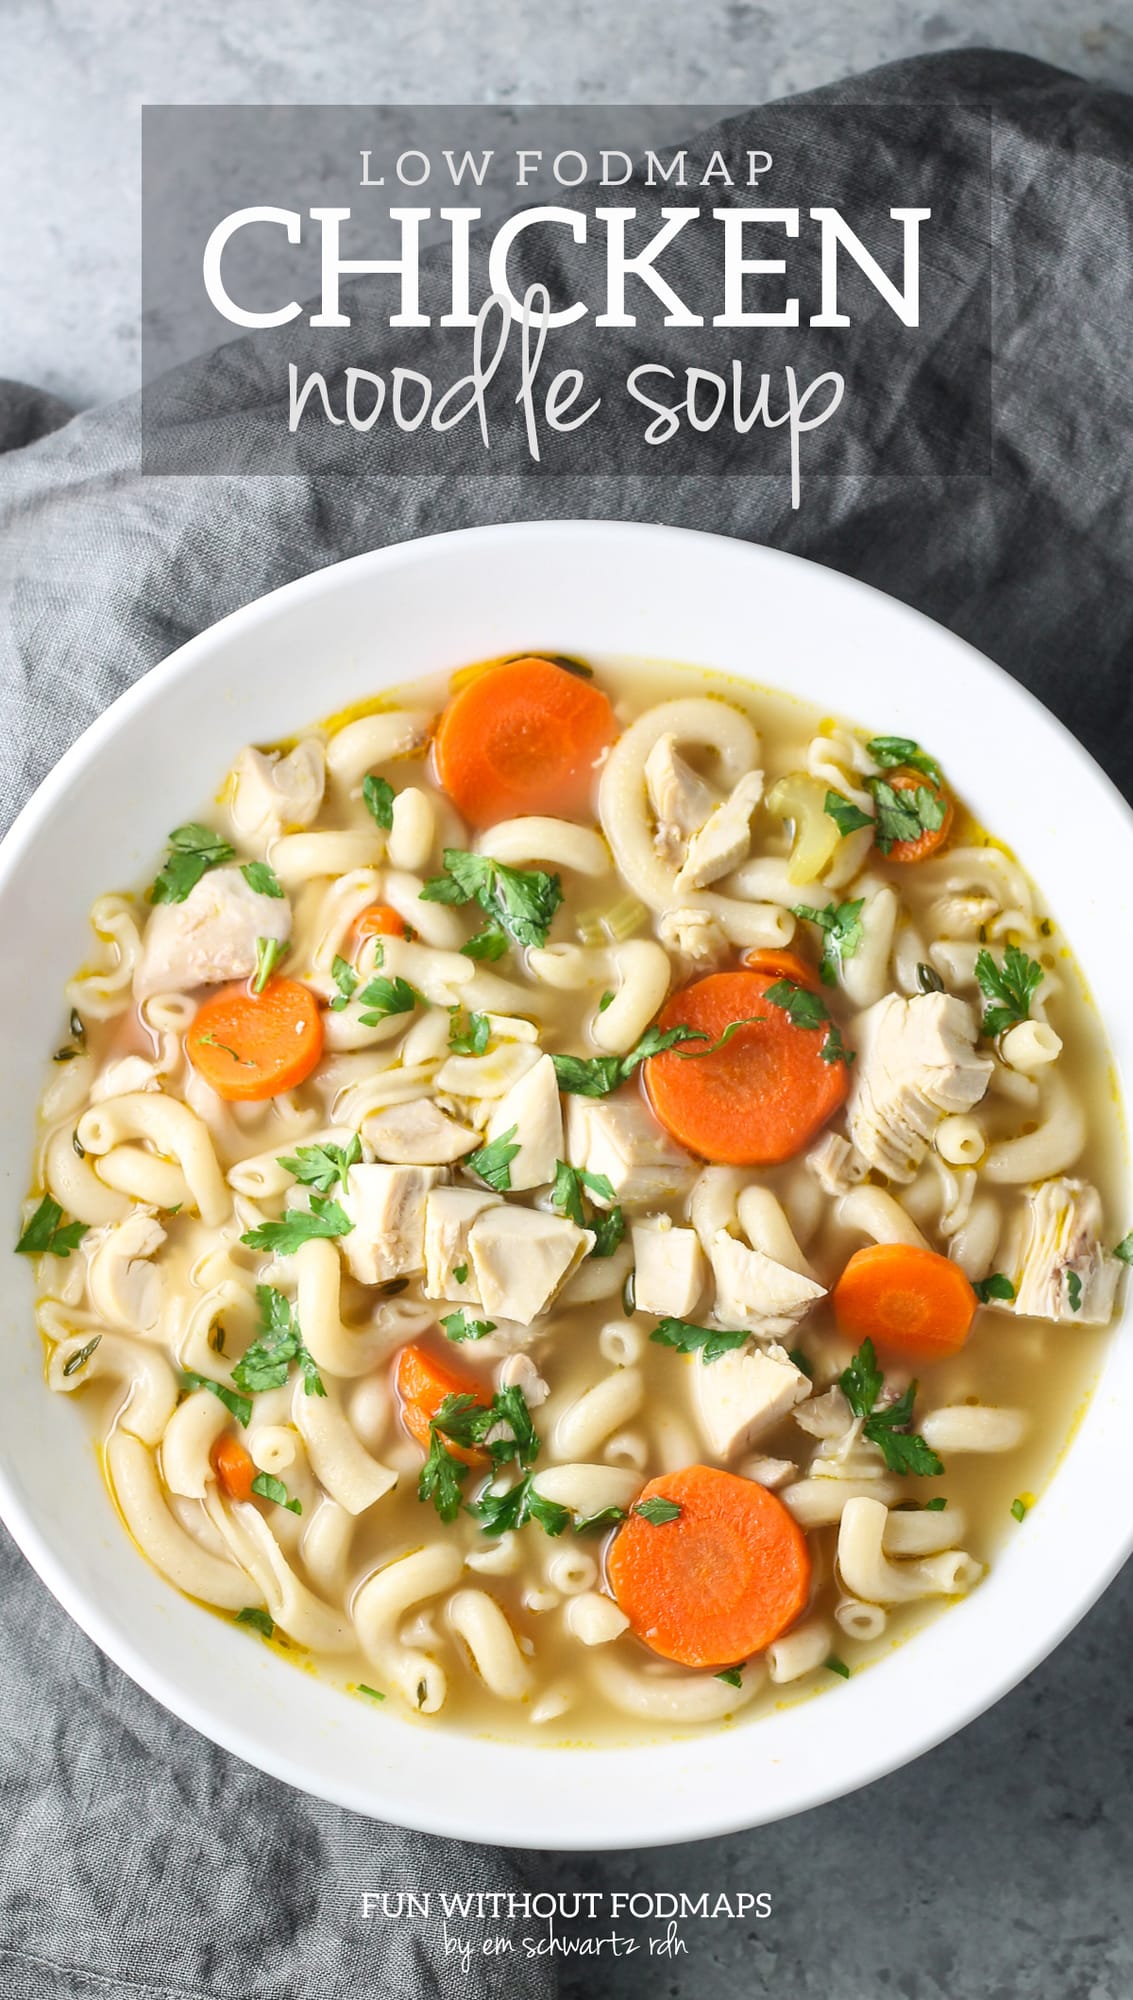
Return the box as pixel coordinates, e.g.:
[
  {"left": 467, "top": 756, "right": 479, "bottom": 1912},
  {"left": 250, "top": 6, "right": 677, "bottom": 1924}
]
[
  {"left": 251, "top": 1472, "right": 302, "bottom": 1515},
  {"left": 421, "top": 848, "right": 563, "bottom": 955},
  {"left": 182, "top": 1370, "right": 252, "bottom": 1428},
  {"left": 974, "top": 944, "right": 1044, "bottom": 1038},
  {"left": 466, "top": 1125, "right": 521, "bottom": 1193},
  {"left": 329, "top": 955, "right": 359, "bottom": 1011},
  {"left": 150, "top": 823, "right": 235, "bottom": 904},
  {"left": 356, "top": 974, "right": 418, "bottom": 1026},
  {"left": 824, "top": 790, "right": 873, "bottom": 837},
  {"left": 825, "top": 1655, "right": 851, "bottom": 1679},
  {"left": 1066, "top": 1270, "right": 1083, "bottom": 1314},
  {"left": 763, "top": 979, "right": 854, "bottom": 1067},
  {"left": 869, "top": 778, "right": 947, "bottom": 856},
  {"left": 61, "top": 1334, "right": 101, "bottom": 1377},
  {"left": 277, "top": 1134, "right": 361, "bottom": 1196},
  {"left": 362, "top": 775, "right": 396, "bottom": 832},
  {"left": 634, "top": 1497, "right": 682, "bottom": 1525},
  {"left": 251, "top": 935, "right": 286, "bottom": 994},
  {"left": 448, "top": 1010, "right": 491, "bottom": 1056},
  {"left": 714, "top": 1667, "right": 743, "bottom": 1688},
  {"left": 792, "top": 899, "right": 865, "bottom": 986},
  {"left": 240, "top": 1195, "right": 354, "bottom": 1257},
  {"left": 840, "top": 1337, "right": 943, "bottom": 1477},
  {"left": 16, "top": 1194, "right": 87, "bottom": 1259},
  {"left": 241, "top": 860, "right": 284, "bottom": 899},
  {"left": 235, "top": 1607, "right": 274, "bottom": 1638},
  {"left": 231, "top": 1285, "right": 325, "bottom": 1398},
  {"left": 440, "top": 1309, "right": 497, "bottom": 1343},
  {"left": 650, "top": 1317, "right": 749, "bottom": 1365}
]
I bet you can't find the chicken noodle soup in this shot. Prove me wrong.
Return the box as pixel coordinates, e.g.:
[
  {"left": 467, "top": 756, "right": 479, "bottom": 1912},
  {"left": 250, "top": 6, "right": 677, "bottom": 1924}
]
[{"left": 22, "top": 654, "right": 1127, "bottom": 1739}]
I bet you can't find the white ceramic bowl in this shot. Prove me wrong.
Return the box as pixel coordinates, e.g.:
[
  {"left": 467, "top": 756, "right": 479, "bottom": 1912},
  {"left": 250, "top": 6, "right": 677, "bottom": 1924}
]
[{"left": 0, "top": 522, "right": 1129, "bottom": 1850}]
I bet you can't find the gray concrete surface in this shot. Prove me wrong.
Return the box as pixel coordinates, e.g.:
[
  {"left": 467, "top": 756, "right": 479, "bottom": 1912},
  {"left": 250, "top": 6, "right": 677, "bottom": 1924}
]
[{"left": 4, "top": 4, "right": 1133, "bottom": 1995}]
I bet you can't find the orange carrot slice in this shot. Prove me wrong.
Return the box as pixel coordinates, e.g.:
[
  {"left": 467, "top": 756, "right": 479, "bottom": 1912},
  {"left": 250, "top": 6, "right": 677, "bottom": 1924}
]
[
  {"left": 211, "top": 1435, "right": 256, "bottom": 1503},
  {"left": 433, "top": 656, "right": 615, "bottom": 827},
  {"left": 395, "top": 1342, "right": 487, "bottom": 1465},
  {"left": 187, "top": 978, "right": 323, "bottom": 1102},
  {"left": 644, "top": 968, "right": 851, "bottom": 1167},
  {"left": 877, "top": 766, "right": 954, "bottom": 864},
  {"left": 607, "top": 1466, "right": 811, "bottom": 1668},
  {"left": 832, "top": 1242, "right": 977, "bottom": 1363},
  {"left": 349, "top": 902, "right": 408, "bottom": 955},
  {"left": 741, "top": 946, "right": 820, "bottom": 989}
]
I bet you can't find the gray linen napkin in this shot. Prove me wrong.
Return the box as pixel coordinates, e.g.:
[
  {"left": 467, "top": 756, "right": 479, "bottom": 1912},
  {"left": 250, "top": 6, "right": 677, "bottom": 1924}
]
[{"left": 2, "top": 44, "right": 1133, "bottom": 2000}]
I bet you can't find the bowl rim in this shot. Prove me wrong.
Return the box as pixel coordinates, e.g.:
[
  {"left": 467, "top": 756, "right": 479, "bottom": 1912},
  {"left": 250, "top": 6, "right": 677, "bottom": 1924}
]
[{"left": 1, "top": 518, "right": 1131, "bottom": 1851}]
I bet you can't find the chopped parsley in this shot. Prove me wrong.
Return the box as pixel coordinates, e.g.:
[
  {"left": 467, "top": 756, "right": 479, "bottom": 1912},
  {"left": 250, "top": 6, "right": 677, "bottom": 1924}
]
[
  {"left": 421, "top": 848, "right": 563, "bottom": 956},
  {"left": 277, "top": 1134, "right": 361, "bottom": 1196},
  {"left": 923, "top": 1497, "right": 948, "bottom": 1512},
  {"left": 419, "top": 1385, "right": 543, "bottom": 1524},
  {"left": 448, "top": 1010, "right": 491, "bottom": 1056},
  {"left": 597, "top": 990, "right": 615, "bottom": 1013},
  {"left": 714, "top": 1667, "right": 743, "bottom": 1688},
  {"left": 974, "top": 944, "right": 1044, "bottom": 1038},
  {"left": 1114, "top": 1232, "right": 1133, "bottom": 1264},
  {"left": 235, "top": 1607, "right": 274, "bottom": 1639},
  {"left": 16, "top": 1195, "right": 87, "bottom": 1259},
  {"left": 241, "top": 860, "right": 284, "bottom": 899},
  {"left": 1066, "top": 1270, "right": 1083, "bottom": 1314},
  {"left": 551, "top": 1021, "right": 711, "bottom": 1098},
  {"left": 466, "top": 1125, "right": 520, "bottom": 1193},
  {"left": 150, "top": 823, "right": 235, "bottom": 904},
  {"left": 634, "top": 1497, "right": 682, "bottom": 1525},
  {"left": 355, "top": 974, "right": 418, "bottom": 1025},
  {"left": 252, "top": 1472, "right": 301, "bottom": 1515},
  {"left": 825, "top": 1655, "right": 851, "bottom": 1679},
  {"left": 916, "top": 962, "right": 945, "bottom": 994},
  {"left": 362, "top": 774, "right": 395, "bottom": 831},
  {"left": 251, "top": 935, "right": 286, "bottom": 994},
  {"left": 61, "top": 1334, "right": 101, "bottom": 1378},
  {"left": 573, "top": 1506, "right": 628, "bottom": 1534},
  {"left": 357, "top": 1683, "right": 385, "bottom": 1702},
  {"left": 440, "top": 1309, "right": 497, "bottom": 1343},
  {"left": 550, "top": 1160, "right": 625, "bottom": 1258},
  {"left": 840, "top": 1338, "right": 943, "bottom": 1477},
  {"left": 791, "top": 899, "right": 865, "bottom": 986},
  {"left": 471, "top": 1476, "right": 571, "bottom": 1538},
  {"left": 788, "top": 1347, "right": 813, "bottom": 1377},
  {"left": 231, "top": 1285, "right": 326, "bottom": 1398},
  {"left": 182, "top": 1370, "right": 252, "bottom": 1428},
  {"left": 866, "top": 735, "right": 942, "bottom": 783},
  {"left": 1011, "top": 1496, "right": 1029, "bottom": 1523},
  {"left": 763, "top": 979, "right": 854, "bottom": 1067},
  {"left": 869, "top": 777, "right": 947, "bottom": 855},
  {"left": 650, "top": 1317, "right": 749, "bottom": 1365},
  {"left": 452, "top": 1262, "right": 469, "bottom": 1285},
  {"left": 973, "top": 1272, "right": 1016, "bottom": 1305},
  {"left": 329, "top": 955, "right": 359, "bottom": 1011},
  {"left": 824, "top": 790, "right": 873, "bottom": 838},
  {"left": 197, "top": 1030, "right": 252, "bottom": 1067},
  {"left": 240, "top": 1194, "right": 354, "bottom": 1257}
]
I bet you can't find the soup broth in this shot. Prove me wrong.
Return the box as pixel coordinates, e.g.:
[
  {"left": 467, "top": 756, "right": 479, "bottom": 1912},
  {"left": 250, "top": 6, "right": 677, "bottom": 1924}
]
[{"left": 25, "top": 653, "right": 1126, "bottom": 1744}]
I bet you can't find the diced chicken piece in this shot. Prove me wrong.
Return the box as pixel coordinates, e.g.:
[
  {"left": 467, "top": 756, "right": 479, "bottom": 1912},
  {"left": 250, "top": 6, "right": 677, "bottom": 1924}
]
[
  {"left": 806, "top": 1130, "right": 868, "bottom": 1197},
  {"left": 847, "top": 991, "right": 993, "bottom": 1184},
  {"left": 644, "top": 733, "right": 719, "bottom": 859},
  {"left": 737, "top": 1454, "right": 797, "bottom": 1490},
  {"left": 497, "top": 1352, "right": 549, "bottom": 1407},
  {"left": 434, "top": 1041, "right": 542, "bottom": 1102},
  {"left": 135, "top": 865, "right": 291, "bottom": 1001},
  {"left": 340, "top": 1163, "right": 446, "bottom": 1285},
  {"left": 565, "top": 1094, "right": 694, "bottom": 1210},
  {"left": 708, "top": 1229, "right": 826, "bottom": 1339},
  {"left": 695, "top": 1341, "right": 811, "bottom": 1460},
  {"left": 363, "top": 1098, "right": 480, "bottom": 1167},
  {"left": 631, "top": 1217, "right": 706, "bottom": 1318},
  {"left": 675, "top": 771, "right": 764, "bottom": 892},
  {"left": 658, "top": 906, "right": 729, "bottom": 966},
  {"left": 468, "top": 1206, "right": 593, "bottom": 1323},
  {"left": 423, "top": 1186, "right": 500, "bottom": 1303},
  {"left": 998, "top": 1176, "right": 1120, "bottom": 1325},
  {"left": 229, "top": 740, "right": 326, "bottom": 841},
  {"left": 484, "top": 1054, "right": 562, "bottom": 1191}
]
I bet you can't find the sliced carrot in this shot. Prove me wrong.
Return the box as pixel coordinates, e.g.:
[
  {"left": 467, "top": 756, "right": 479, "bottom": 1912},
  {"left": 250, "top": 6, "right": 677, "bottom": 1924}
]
[
  {"left": 349, "top": 902, "right": 408, "bottom": 956},
  {"left": 395, "top": 1342, "right": 487, "bottom": 1465},
  {"left": 433, "top": 656, "right": 616, "bottom": 827},
  {"left": 741, "top": 946, "right": 819, "bottom": 990},
  {"left": 832, "top": 1243, "right": 977, "bottom": 1363},
  {"left": 607, "top": 1466, "right": 811, "bottom": 1669},
  {"left": 187, "top": 978, "right": 323, "bottom": 1102},
  {"left": 877, "top": 766, "right": 954, "bottom": 864},
  {"left": 211, "top": 1435, "right": 257, "bottom": 1503},
  {"left": 644, "top": 968, "right": 851, "bottom": 1167}
]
